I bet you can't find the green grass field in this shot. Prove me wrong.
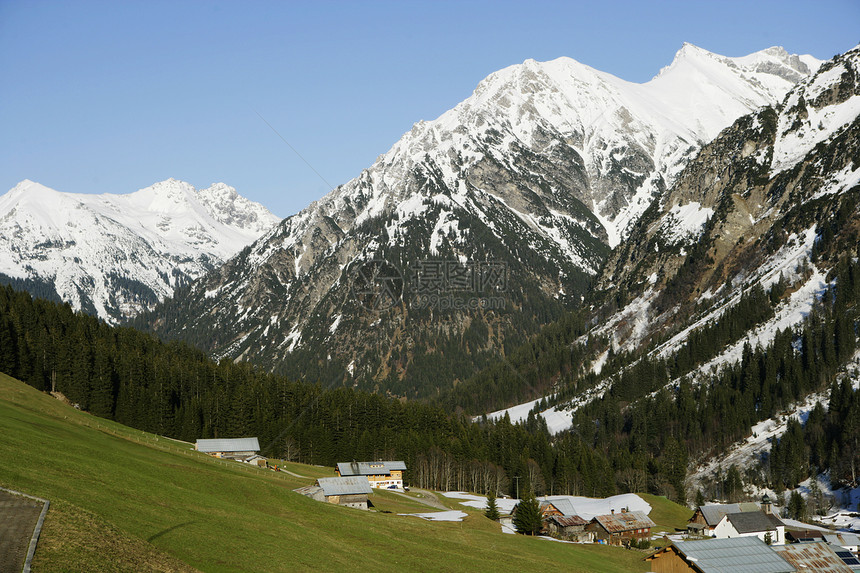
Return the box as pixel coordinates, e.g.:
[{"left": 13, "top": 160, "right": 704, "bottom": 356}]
[{"left": 0, "top": 373, "right": 654, "bottom": 572}]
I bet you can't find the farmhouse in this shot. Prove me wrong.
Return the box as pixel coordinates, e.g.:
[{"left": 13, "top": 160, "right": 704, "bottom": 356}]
[
  {"left": 713, "top": 510, "right": 785, "bottom": 545},
  {"left": 646, "top": 537, "right": 795, "bottom": 573},
  {"left": 295, "top": 477, "right": 373, "bottom": 510},
  {"left": 335, "top": 461, "right": 406, "bottom": 489},
  {"left": 195, "top": 437, "right": 260, "bottom": 460},
  {"left": 544, "top": 515, "right": 593, "bottom": 543},
  {"left": 686, "top": 502, "right": 761, "bottom": 537},
  {"left": 587, "top": 510, "right": 654, "bottom": 546}
]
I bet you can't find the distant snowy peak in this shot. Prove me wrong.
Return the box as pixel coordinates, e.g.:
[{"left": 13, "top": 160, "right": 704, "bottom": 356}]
[{"left": 0, "top": 178, "right": 279, "bottom": 322}]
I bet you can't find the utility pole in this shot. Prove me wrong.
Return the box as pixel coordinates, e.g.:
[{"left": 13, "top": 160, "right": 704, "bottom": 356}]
[{"left": 514, "top": 476, "right": 520, "bottom": 500}]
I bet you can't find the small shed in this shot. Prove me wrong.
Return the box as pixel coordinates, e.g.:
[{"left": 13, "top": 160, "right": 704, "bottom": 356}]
[
  {"left": 587, "top": 510, "right": 654, "bottom": 546},
  {"left": 646, "top": 537, "right": 795, "bottom": 573},
  {"left": 195, "top": 437, "right": 260, "bottom": 460},
  {"left": 544, "top": 515, "right": 592, "bottom": 543}
]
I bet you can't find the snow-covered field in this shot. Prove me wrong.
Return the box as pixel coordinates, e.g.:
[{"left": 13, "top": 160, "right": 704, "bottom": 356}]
[{"left": 443, "top": 491, "right": 652, "bottom": 522}]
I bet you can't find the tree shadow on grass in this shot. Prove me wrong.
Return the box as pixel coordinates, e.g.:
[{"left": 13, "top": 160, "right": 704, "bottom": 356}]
[{"left": 147, "top": 521, "right": 195, "bottom": 543}]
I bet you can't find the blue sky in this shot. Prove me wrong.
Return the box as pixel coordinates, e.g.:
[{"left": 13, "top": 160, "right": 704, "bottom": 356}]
[{"left": 1, "top": 0, "right": 858, "bottom": 218}]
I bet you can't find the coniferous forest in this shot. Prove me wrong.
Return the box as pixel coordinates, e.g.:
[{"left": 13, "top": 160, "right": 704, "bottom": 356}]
[{"left": 1, "top": 250, "right": 858, "bottom": 503}]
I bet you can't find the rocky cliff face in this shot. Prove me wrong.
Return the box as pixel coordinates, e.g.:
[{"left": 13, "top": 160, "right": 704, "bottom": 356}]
[{"left": 142, "top": 45, "right": 818, "bottom": 397}]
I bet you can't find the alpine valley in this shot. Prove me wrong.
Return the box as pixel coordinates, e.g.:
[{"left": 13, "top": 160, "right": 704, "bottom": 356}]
[{"left": 138, "top": 44, "right": 825, "bottom": 399}]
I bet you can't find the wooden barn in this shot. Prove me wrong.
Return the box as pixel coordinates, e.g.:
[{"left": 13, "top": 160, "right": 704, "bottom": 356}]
[
  {"left": 587, "top": 510, "right": 654, "bottom": 546},
  {"left": 544, "top": 515, "right": 592, "bottom": 543},
  {"left": 195, "top": 437, "right": 260, "bottom": 460},
  {"left": 335, "top": 461, "right": 406, "bottom": 489}
]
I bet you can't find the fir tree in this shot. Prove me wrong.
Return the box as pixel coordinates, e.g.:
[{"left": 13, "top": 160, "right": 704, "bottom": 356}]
[
  {"left": 513, "top": 491, "right": 542, "bottom": 535},
  {"left": 485, "top": 492, "right": 500, "bottom": 521}
]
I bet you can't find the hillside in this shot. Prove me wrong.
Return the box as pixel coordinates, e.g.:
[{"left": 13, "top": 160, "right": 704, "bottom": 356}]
[
  {"left": 140, "top": 45, "right": 816, "bottom": 399},
  {"left": 0, "top": 372, "right": 647, "bottom": 572}
]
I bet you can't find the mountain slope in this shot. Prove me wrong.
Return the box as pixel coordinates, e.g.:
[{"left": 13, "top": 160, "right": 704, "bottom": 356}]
[
  {"left": 0, "top": 178, "right": 279, "bottom": 322},
  {"left": 144, "top": 45, "right": 817, "bottom": 397},
  {"left": 464, "top": 45, "right": 860, "bottom": 504}
]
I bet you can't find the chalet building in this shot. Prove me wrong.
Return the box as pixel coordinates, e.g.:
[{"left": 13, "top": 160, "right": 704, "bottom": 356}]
[
  {"left": 544, "top": 515, "right": 593, "bottom": 543},
  {"left": 821, "top": 533, "right": 860, "bottom": 554},
  {"left": 539, "top": 501, "right": 564, "bottom": 518},
  {"left": 538, "top": 497, "right": 577, "bottom": 516},
  {"left": 195, "top": 437, "right": 260, "bottom": 460},
  {"left": 713, "top": 510, "right": 786, "bottom": 545},
  {"left": 295, "top": 477, "right": 373, "bottom": 510},
  {"left": 587, "top": 510, "right": 654, "bottom": 546},
  {"left": 686, "top": 502, "right": 761, "bottom": 537},
  {"left": 646, "top": 537, "right": 795, "bottom": 573},
  {"left": 335, "top": 461, "right": 406, "bottom": 489}
]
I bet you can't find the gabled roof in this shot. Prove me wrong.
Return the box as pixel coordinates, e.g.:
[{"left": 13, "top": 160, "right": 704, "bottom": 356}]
[
  {"left": 725, "top": 511, "right": 778, "bottom": 534},
  {"left": 336, "top": 461, "right": 406, "bottom": 476},
  {"left": 647, "top": 537, "right": 795, "bottom": 573},
  {"left": 195, "top": 437, "right": 260, "bottom": 453},
  {"left": 823, "top": 533, "right": 860, "bottom": 548},
  {"left": 316, "top": 477, "right": 373, "bottom": 497},
  {"left": 539, "top": 497, "right": 578, "bottom": 516},
  {"left": 546, "top": 515, "right": 587, "bottom": 527},
  {"left": 773, "top": 542, "right": 853, "bottom": 573},
  {"left": 591, "top": 511, "right": 654, "bottom": 532},
  {"left": 697, "top": 503, "right": 760, "bottom": 526}
]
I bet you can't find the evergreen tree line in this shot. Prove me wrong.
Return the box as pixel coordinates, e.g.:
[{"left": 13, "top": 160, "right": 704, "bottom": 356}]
[{"left": 0, "top": 285, "right": 613, "bottom": 498}]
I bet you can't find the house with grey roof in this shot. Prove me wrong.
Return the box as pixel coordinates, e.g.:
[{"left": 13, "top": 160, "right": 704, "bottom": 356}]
[
  {"left": 294, "top": 476, "right": 373, "bottom": 510},
  {"left": 195, "top": 437, "right": 260, "bottom": 460},
  {"left": 713, "top": 510, "right": 786, "bottom": 545},
  {"left": 646, "top": 536, "right": 796, "bottom": 573},
  {"left": 335, "top": 461, "right": 406, "bottom": 489},
  {"left": 687, "top": 502, "right": 762, "bottom": 537}
]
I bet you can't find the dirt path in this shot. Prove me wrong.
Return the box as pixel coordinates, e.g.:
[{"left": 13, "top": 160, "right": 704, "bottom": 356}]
[
  {"left": 391, "top": 488, "right": 449, "bottom": 510},
  {"left": 0, "top": 490, "right": 44, "bottom": 573}
]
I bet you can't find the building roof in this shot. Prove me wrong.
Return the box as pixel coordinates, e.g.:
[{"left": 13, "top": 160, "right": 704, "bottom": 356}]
[
  {"left": 539, "top": 497, "right": 578, "bottom": 516},
  {"left": 772, "top": 542, "right": 853, "bottom": 573},
  {"left": 697, "top": 503, "right": 761, "bottom": 526},
  {"left": 823, "top": 533, "right": 860, "bottom": 548},
  {"left": 725, "top": 511, "right": 779, "bottom": 534},
  {"left": 336, "top": 461, "right": 406, "bottom": 476},
  {"left": 591, "top": 511, "right": 655, "bottom": 533},
  {"left": 316, "top": 477, "right": 373, "bottom": 497},
  {"left": 546, "top": 515, "right": 587, "bottom": 527},
  {"left": 195, "top": 437, "right": 260, "bottom": 453},
  {"left": 648, "top": 537, "right": 795, "bottom": 573}
]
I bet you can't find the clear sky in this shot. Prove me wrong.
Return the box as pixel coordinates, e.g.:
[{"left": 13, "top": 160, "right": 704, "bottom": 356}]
[{"left": 1, "top": 0, "right": 857, "bottom": 218}]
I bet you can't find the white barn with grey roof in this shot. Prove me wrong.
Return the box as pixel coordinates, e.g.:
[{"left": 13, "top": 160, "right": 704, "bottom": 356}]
[{"left": 335, "top": 461, "right": 406, "bottom": 489}]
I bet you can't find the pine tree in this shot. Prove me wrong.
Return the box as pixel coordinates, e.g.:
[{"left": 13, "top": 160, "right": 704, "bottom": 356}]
[
  {"left": 513, "top": 491, "right": 542, "bottom": 535},
  {"left": 485, "top": 492, "right": 500, "bottom": 521}
]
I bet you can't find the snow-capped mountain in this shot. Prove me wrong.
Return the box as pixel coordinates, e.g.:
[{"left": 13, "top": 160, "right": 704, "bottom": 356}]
[
  {"left": 485, "top": 43, "right": 860, "bottom": 448},
  {"left": 144, "top": 44, "right": 818, "bottom": 397},
  {"left": 0, "top": 178, "right": 279, "bottom": 322}
]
